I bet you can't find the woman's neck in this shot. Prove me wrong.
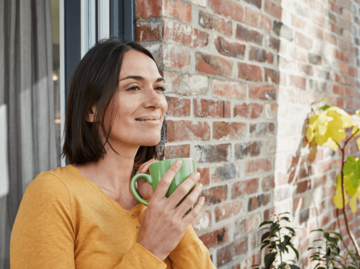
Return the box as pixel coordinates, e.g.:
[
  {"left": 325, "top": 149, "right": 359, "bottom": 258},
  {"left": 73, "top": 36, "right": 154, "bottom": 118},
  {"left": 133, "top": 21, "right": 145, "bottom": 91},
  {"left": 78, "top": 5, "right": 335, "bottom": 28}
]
[{"left": 73, "top": 144, "right": 140, "bottom": 210}]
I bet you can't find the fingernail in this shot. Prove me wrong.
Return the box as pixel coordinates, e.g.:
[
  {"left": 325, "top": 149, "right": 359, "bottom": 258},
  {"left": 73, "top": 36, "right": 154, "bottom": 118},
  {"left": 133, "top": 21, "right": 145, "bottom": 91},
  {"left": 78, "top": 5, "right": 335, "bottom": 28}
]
[
  {"left": 198, "top": 183, "right": 203, "bottom": 189},
  {"left": 175, "top": 160, "right": 182, "bottom": 166},
  {"left": 195, "top": 172, "right": 201, "bottom": 179},
  {"left": 200, "top": 197, "right": 205, "bottom": 203}
]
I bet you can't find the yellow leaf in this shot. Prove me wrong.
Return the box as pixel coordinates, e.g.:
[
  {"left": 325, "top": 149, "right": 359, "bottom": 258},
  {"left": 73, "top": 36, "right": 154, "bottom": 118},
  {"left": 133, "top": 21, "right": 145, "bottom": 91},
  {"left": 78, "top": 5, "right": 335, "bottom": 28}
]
[
  {"left": 353, "top": 127, "right": 360, "bottom": 137},
  {"left": 345, "top": 174, "right": 357, "bottom": 196},
  {"left": 356, "top": 110, "right": 360, "bottom": 117},
  {"left": 349, "top": 195, "right": 357, "bottom": 213},
  {"left": 306, "top": 127, "right": 314, "bottom": 143},
  {"left": 325, "top": 138, "right": 338, "bottom": 152},
  {"left": 333, "top": 174, "right": 348, "bottom": 209},
  {"left": 357, "top": 137, "right": 360, "bottom": 150}
]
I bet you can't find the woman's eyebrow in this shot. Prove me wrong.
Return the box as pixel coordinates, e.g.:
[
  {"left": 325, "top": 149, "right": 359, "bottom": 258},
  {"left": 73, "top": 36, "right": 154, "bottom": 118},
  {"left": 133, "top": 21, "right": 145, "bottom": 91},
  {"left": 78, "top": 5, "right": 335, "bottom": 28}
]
[{"left": 120, "top": 76, "right": 165, "bottom": 83}]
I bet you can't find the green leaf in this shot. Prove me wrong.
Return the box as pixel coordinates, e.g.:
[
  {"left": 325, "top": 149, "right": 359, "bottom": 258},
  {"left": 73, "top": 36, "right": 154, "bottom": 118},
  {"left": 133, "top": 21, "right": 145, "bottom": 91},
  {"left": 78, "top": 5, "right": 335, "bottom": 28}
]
[
  {"left": 264, "top": 252, "right": 277, "bottom": 269},
  {"left": 279, "top": 212, "right": 291, "bottom": 216},
  {"left": 290, "top": 265, "right": 300, "bottom": 269},
  {"left": 261, "top": 241, "right": 271, "bottom": 251},
  {"left": 332, "top": 232, "right": 343, "bottom": 241},
  {"left": 324, "top": 232, "right": 330, "bottom": 241},
  {"left": 278, "top": 244, "right": 285, "bottom": 253},
  {"left": 285, "top": 226, "right": 296, "bottom": 235},
  {"left": 281, "top": 216, "right": 290, "bottom": 222},
  {"left": 343, "top": 156, "right": 360, "bottom": 188},
  {"left": 289, "top": 245, "right": 300, "bottom": 261},
  {"left": 261, "top": 232, "right": 270, "bottom": 242},
  {"left": 283, "top": 235, "right": 291, "bottom": 246},
  {"left": 319, "top": 105, "right": 330, "bottom": 111},
  {"left": 259, "top": 221, "right": 274, "bottom": 228},
  {"left": 335, "top": 259, "right": 347, "bottom": 269},
  {"left": 311, "top": 228, "right": 324, "bottom": 233},
  {"left": 270, "top": 223, "right": 279, "bottom": 234}
]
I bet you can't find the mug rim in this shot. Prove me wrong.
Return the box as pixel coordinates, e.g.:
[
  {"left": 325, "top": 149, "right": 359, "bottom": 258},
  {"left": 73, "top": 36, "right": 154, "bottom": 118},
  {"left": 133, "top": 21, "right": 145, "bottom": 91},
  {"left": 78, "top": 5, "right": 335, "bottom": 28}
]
[{"left": 149, "top": 158, "right": 194, "bottom": 168}]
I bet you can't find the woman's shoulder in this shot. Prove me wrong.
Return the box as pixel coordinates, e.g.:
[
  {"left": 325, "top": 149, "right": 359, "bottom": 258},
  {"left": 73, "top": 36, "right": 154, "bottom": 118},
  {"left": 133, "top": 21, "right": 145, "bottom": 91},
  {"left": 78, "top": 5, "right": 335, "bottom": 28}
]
[{"left": 26, "top": 165, "right": 84, "bottom": 200}]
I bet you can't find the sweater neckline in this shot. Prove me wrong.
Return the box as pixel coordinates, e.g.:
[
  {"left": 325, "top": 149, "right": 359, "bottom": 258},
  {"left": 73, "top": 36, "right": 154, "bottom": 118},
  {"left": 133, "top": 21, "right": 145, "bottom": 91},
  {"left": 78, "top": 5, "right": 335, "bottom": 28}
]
[{"left": 67, "top": 164, "right": 145, "bottom": 215}]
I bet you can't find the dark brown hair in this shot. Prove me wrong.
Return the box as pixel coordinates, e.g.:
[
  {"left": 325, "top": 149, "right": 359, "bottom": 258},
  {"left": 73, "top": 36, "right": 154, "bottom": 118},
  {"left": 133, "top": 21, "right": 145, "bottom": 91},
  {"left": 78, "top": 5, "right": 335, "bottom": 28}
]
[{"left": 62, "top": 39, "right": 160, "bottom": 166}]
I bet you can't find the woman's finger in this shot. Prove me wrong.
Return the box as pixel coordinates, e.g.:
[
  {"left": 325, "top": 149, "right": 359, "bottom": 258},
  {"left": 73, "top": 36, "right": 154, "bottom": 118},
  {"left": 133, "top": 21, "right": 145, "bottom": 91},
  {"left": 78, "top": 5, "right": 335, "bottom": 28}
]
[
  {"left": 174, "top": 181, "right": 203, "bottom": 217},
  {"left": 153, "top": 160, "right": 182, "bottom": 202},
  {"left": 137, "top": 159, "right": 158, "bottom": 174},
  {"left": 182, "top": 196, "right": 205, "bottom": 224},
  {"left": 166, "top": 172, "right": 200, "bottom": 209}
]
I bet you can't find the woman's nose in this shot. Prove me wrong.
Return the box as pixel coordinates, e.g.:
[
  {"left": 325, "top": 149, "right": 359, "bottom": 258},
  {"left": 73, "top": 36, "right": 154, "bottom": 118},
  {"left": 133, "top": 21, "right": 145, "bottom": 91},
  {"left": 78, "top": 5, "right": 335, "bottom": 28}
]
[{"left": 143, "top": 87, "right": 166, "bottom": 109}]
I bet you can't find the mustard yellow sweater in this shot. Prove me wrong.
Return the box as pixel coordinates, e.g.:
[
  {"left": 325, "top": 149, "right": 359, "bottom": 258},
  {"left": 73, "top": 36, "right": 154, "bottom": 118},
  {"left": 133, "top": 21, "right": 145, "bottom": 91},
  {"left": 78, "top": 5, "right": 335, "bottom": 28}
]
[{"left": 10, "top": 165, "right": 215, "bottom": 269}]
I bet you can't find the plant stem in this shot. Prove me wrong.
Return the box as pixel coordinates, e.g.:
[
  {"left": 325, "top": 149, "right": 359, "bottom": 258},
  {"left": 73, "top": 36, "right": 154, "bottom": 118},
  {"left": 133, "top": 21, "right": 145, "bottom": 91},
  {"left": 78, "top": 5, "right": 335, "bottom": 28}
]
[{"left": 339, "top": 146, "right": 360, "bottom": 258}]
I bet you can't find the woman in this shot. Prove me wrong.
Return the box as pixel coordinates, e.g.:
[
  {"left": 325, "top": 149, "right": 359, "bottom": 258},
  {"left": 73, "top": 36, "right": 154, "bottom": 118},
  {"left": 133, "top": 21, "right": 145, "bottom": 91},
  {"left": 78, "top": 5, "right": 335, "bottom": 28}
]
[{"left": 10, "top": 39, "right": 215, "bottom": 268}]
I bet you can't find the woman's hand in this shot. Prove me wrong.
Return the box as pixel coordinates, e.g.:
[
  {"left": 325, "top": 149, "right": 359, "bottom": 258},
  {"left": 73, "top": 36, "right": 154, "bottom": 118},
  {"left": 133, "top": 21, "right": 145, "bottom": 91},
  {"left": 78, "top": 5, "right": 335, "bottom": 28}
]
[
  {"left": 136, "top": 159, "right": 158, "bottom": 200},
  {"left": 137, "top": 160, "right": 205, "bottom": 261}
]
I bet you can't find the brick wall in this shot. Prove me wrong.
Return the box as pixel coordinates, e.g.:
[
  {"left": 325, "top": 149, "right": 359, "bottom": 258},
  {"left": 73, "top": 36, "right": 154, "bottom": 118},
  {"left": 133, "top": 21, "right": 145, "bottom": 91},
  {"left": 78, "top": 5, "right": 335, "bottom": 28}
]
[{"left": 135, "top": 0, "right": 360, "bottom": 268}]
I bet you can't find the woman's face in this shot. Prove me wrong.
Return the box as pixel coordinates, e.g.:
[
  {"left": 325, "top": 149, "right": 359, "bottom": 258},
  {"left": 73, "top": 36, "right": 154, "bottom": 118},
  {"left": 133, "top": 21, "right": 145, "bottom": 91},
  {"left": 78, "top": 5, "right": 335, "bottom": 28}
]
[{"left": 106, "top": 50, "right": 167, "bottom": 149}]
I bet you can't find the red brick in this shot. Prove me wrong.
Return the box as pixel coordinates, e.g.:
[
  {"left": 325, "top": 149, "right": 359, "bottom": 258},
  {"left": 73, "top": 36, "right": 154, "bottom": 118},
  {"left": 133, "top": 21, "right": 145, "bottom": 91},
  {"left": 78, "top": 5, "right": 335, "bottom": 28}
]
[
  {"left": 209, "top": 0, "right": 244, "bottom": 22},
  {"left": 250, "top": 122, "right": 275, "bottom": 136},
  {"left": 232, "top": 178, "right": 259, "bottom": 198},
  {"left": 249, "top": 47, "right": 270, "bottom": 63},
  {"left": 331, "top": 23, "right": 341, "bottom": 35},
  {"left": 234, "top": 103, "right": 250, "bottom": 118},
  {"left": 325, "top": 33, "right": 337, "bottom": 45},
  {"left": 295, "top": 32, "right": 313, "bottom": 49},
  {"left": 199, "top": 226, "right": 230, "bottom": 249},
  {"left": 164, "top": 45, "right": 191, "bottom": 69},
  {"left": 245, "top": 159, "right": 272, "bottom": 174},
  {"left": 166, "top": 96, "right": 190, "bottom": 117},
  {"left": 249, "top": 85, "right": 276, "bottom": 100},
  {"left": 164, "top": 144, "right": 190, "bottom": 159},
  {"left": 338, "top": 61, "right": 348, "bottom": 74},
  {"left": 265, "top": 103, "right": 277, "bottom": 119},
  {"left": 289, "top": 74, "right": 306, "bottom": 90},
  {"left": 309, "top": 26, "right": 324, "bottom": 40},
  {"left": 330, "top": 2, "right": 340, "bottom": 14},
  {"left": 264, "top": 68, "right": 279, "bottom": 84},
  {"left": 212, "top": 80, "right": 246, "bottom": 99},
  {"left": 194, "top": 144, "right": 231, "bottom": 163},
  {"left": 243, "top": 0, "right": 262, "bottom": 8},
  {"left": 194, "top": 167, "right": 210, "bottom": 186},
  {"left": 196, "top": 52, "right": 233, "bottom": 78},
  {"left": 262, "top": 175, "right": 275, "bottom": 191},
  {"left": 135, "top": 0, "right": 161, "bottom": 19},
  {"left": 166, "top": 120, "right": 210, "bottom": 142},
  {"left": 314, "top": 175, "right": 326, "bottom": 188},
  {"left": 317, "top": 159, "right": 332, "bottom": 173},
  {"left": 248, "top": 194, "right": 271, "bottom": 211},
  {"left": 201, "top": 185, "right": 227, "bottom": 206},
  {"left": 194, "top": 99, "right": 231, "bottom": 118},
  {"left": 164, "top": 0, "right": 191, "bottom": 23},
  {"left": 235, "top": 141, "right": 261, "bottom": 159},
  {"left": 236, "top": 24, "right": 263, "bottom": 45},
  {"left": 215, "top": 202, "right": 242, "bottom": 222},
  {"left": 136, "top": 21, "right": 162, "bottom": 42},
  {"left": 298, "top": 63, "right": 313, "bottom": 76},
  {"left": 309, "top": 0, "right": 323, "bottom": 13},
  {"left": 264, "top": 0, "right": 282, "bottom": 19},
  {"left": 213, "top": 122, "right": 247, "bottom": 140},
  {"left": 192, "top": 209, "right": 211, "bottom": 232},
  {"left": 312, "top": 14, "right": 325, "bottom": 27},
  {"left": 245, "top": 8, "right": 264, "bottom": 29},
  {"left": 297, "top": 180, "right": 311, "bottom": 194},
  {"left": 163, "top": 21, "right": 209, "bottom": 48},
  {"left": 250, "top": 103, "right": 263, "bottom": 119},
  {"left": 199, "top": 10, "right": 233, "bottom": 36},
  {"left": 238, "top": 63, "right": 262, "bottom": 82},
  {"left": 217, "top": 237, "right": 248, "bottom": 266},
  {"left": 333, "top": 85, "right": 344, "bottom": 95},
  {"left": 345, "top": 87, "right": 356, "bottom": 98},
  {"left": 267, "top": 52, "right": 274, "bottom": 63},
  {"left": 214, "top": 36, "right": 246, "bottom": 59},
  {"left": 163, "top": 71, "right": 180, "bottom": 92}
]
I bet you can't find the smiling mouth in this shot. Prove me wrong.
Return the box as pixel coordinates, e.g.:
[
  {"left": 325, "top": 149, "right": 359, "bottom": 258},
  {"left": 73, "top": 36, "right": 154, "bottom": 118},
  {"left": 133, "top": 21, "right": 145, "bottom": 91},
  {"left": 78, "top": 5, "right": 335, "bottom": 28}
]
[{"left": 135, "top": 119, "right": 160, "bottom": 122}]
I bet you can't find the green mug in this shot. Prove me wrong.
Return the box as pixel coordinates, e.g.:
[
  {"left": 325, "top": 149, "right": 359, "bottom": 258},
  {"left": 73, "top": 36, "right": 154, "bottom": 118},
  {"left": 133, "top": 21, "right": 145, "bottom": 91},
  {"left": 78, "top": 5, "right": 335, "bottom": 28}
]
[{"left": 130, "top": 158, "right": 197, "bottom": 207}]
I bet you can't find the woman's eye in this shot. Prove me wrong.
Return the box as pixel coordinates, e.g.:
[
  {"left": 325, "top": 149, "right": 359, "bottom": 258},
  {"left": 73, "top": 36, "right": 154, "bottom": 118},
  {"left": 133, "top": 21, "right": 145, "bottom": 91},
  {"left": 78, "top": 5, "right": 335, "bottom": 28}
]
[
  {"left": 127, "top": 86, "right": 140, "bottom": 91},
  {"left": 155, "top": 86, "right": 166, "bottom": 92}
]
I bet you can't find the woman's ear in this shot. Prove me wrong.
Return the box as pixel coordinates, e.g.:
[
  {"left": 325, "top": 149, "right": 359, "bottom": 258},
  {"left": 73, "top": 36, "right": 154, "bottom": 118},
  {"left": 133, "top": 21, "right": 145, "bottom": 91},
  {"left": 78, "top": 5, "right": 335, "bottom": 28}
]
[{"left": 86, "top": 104, "right": 97, "bottom": 122}]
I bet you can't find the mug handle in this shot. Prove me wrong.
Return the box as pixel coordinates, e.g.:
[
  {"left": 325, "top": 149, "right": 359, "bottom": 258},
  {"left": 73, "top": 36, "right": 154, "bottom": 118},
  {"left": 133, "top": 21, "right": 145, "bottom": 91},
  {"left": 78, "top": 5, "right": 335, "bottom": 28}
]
[{"left": 130, "top": 173, "right": 153, "bottom": 206}]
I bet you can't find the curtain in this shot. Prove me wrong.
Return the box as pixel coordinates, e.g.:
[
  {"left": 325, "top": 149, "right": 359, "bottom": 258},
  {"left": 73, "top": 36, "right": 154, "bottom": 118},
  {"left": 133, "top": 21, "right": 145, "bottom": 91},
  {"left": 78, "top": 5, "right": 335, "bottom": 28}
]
[{"left": 0, "top": 0, "right": 57, "bottom": 268}]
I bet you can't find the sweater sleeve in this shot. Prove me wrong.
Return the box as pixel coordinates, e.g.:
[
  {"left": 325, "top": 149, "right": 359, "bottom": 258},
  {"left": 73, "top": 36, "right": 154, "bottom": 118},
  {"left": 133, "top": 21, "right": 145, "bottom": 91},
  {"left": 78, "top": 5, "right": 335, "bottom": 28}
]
[
  {"left": 169, "top": 225, "right": 216, "bottom": 269},
  {"left": 10, "top": 173, "right": 76, "bottom": 269}
]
